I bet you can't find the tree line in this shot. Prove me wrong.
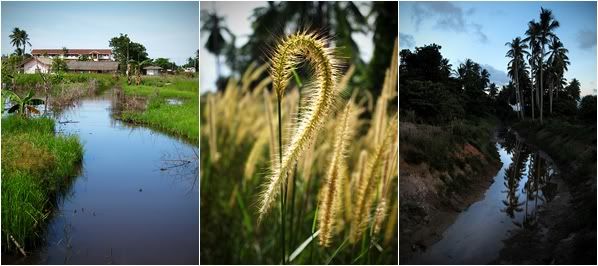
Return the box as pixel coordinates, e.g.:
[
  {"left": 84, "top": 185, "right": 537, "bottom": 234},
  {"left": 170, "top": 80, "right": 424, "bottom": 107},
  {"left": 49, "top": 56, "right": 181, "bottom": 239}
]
[
  {"left": 3, "top": 29, "right": 199, "bottom": 76},
  {"left": 201, "top": 1, "right": 397, "bottom": 98},
  {"left": 400, "top": 7, "right": 596, "bottom": 125}
]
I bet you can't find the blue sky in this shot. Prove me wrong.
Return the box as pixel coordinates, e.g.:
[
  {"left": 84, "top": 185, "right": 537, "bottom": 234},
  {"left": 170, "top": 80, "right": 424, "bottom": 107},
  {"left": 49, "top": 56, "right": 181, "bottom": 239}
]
[
  {"left": 400, "top": 1, "right": 597, "bottom": 96},
  {"left": 1, "top": 1, "right": 198, "bottom": 65}
]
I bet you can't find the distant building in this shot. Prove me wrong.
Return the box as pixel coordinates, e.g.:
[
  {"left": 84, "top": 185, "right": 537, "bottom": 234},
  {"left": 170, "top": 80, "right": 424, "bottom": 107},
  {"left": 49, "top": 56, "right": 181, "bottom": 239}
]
[
  {"left": 22, "top": 57, "right": 118, "bottom": 74},
  {"left": 144, "top": 66, "right": 162, "bottom": 76},
  {"left": 31, "top": 49, "right": 113, "bottom": 61},
  {"left": 66, "top": 61, "right": 118, "bottom": 73},
  {"left": 22, "top": 57, "right": 52, "bottom": 73},
  {"left": 183, "top": 67, "right": 196, "bottom": 73}
]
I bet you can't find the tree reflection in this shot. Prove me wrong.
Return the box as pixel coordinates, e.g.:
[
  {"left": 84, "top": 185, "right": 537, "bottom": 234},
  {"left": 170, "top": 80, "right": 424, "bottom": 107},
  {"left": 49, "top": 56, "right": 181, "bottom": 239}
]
[
  {"left": 501, "top": 137, "right": 529, "bottom": 218},
  {"left": 522, "top": 152, "right": 557, "bottom": 229},
  {"left": 499, "top": 129, "right": 558, "bottom": 230}
]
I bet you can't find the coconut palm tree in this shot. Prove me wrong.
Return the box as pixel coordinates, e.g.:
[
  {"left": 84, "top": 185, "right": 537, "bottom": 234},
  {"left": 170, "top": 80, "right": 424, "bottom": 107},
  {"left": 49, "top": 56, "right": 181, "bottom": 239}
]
[
  {"left": 21, "top": 30, "right": 31, "bottom": 56},
  {"left": 9, "top": 28, "right": 24, "bottom": 55},
  {"left": 547, "top": 37, "right": 569, "bottom": 113},
  {"left": 537, "top": 7, "right": 560, "bottom": 123},
  {"left": 524, "top": 20, "right": 541, "bottom": 120},
  {"left": 481, "top": 69, "right": 490, "bottom": 89},
  {"left": 200, "top": 10, "right": 233, "bottom": 79},
  {"left": 506, "top": 37, "right": 529, "bottom": 120}
]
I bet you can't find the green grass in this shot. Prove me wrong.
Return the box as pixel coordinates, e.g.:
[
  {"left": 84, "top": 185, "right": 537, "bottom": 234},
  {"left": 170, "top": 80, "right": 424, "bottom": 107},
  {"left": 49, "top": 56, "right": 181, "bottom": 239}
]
[
  {"left": 119, "top": 77, "right": 199, "bottom": 144},
  {"left": 512, "top": 119, "right": 596, "bottom": 182},
  {"left": 1, "top": 116, "right": 83, "bottom": 254}
]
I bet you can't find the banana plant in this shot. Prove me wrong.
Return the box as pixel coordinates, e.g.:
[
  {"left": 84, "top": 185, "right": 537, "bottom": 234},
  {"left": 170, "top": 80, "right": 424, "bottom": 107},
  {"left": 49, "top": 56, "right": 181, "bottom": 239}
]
[
  {"left": 131, "top": 59, "right": 152, "bottom": 85},
  {"left": 3, "top": 90, "right": 45, "bottom": 117}
]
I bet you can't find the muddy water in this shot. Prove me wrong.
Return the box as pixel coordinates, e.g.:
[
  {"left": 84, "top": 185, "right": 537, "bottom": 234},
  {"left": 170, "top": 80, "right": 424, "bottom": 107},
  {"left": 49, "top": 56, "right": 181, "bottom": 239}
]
[
  {"left": 409, "top": 129, "right": 561, "bottom": 264},
  {"left": 9, "top": 95, "right": 198, "bottom": 264}
]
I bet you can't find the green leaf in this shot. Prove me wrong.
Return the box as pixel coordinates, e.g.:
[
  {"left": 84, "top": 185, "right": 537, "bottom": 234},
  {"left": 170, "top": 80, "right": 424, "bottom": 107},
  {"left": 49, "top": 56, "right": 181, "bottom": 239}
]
[
  {"left": 7, "top": 104, "right": 20, "bottom": 113},
  {"left": 23, "top": 90, "right": 34, "bottom": 102},
  {"left": 288, "top": 229, "right": 320, "bottom": 263},
  {"left": 3, "top": 90, "right": 20, "bottom": 102},
  {"left": 326, "top": 237, "right": 348, "bottom": 264},
  {"left": 29, "top": 99, "right": 45, "bottom": 105}
]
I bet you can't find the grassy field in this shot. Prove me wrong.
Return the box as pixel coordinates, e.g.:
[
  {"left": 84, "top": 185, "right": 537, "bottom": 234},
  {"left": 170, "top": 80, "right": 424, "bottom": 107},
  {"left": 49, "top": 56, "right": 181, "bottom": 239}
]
[
  {"left": 1, "top": 116, "right": 83, "bottom": 255},
  {"left": 118, "top": 76, "right": 199, "bottom": 144}
]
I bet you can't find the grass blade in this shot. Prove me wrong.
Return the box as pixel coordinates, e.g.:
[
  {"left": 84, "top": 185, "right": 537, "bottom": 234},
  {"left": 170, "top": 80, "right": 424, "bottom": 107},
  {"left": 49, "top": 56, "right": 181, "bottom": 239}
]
[
  {"left": 288, "top": 229, "right": 320, "bottom": 263},
  {"left": 325, "top": 237, "right": 348, "bottom": 265}
]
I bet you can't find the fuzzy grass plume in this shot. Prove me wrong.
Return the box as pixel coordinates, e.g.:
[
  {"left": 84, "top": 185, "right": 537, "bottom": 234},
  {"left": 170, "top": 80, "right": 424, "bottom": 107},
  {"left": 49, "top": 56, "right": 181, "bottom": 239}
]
[
  {"left": 258, "top": 31, "right": 340, "bottom": 222},
  {"left": 318, "top": 102, "right": 355, "bottom": 247},
  {"left": 350, "top": 117, "right": 398, "bottom": 243}
]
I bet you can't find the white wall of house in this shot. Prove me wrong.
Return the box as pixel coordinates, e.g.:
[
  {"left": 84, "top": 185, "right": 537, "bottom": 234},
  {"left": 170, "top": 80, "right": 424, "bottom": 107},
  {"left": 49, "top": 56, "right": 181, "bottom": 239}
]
[
  {"left": 23, "top": 61, "right": 50, "bottom": 74},
  {"left": 36, "top": 54, "right": 113, "bottom": 61},
  {"left": 147, "top": 69, "right": 160, "bottom": 76}
]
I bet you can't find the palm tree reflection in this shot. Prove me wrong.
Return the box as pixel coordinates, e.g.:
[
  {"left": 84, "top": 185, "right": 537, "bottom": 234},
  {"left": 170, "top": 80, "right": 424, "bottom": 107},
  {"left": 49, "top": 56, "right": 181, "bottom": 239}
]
[{"left": 500, "top": 130, "right": 558, "bottom": 229}]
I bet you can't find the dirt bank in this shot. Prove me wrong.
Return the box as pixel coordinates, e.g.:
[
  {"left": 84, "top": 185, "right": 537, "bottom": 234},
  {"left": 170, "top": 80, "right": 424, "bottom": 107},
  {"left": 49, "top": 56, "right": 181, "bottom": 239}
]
[{"left": 399, "top": 122, "right": 501, "bottom": 263}]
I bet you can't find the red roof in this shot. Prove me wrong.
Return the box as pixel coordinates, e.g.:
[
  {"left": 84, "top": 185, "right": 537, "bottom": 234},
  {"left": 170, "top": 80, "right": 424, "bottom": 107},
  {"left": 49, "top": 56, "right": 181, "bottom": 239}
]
[{"left": 31, "top": 49, "right": 112, "bottom": 55}]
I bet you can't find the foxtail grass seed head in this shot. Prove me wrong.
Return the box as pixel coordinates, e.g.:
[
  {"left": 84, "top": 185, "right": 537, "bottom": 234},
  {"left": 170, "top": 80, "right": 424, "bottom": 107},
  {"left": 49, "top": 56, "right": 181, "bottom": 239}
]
[
  {"left": 318, "top": 102, "right": 355, "bottom": 246},
  {"left": 208, "top": 94, "right": 220, "bottom": 163},
  {"left": 350, "top": 117, "right": 397, "bottom": 243},
  {"left": 263, "top": 90, "right": 277, "bottom": 164},
  {"left": 244, "top": 130, "right": 269, "bottom": 182},
  {"left": 372, "top": 198, "right": 387, "bottom": 235},
  {"left": 353, "top": 150, "right": 368, "bottom": 193},
  {"left": 383, "top": 200, "right": 398, "bottom": 246},
  {"left": 258, "top": 31, "right": 340, "bottom": 222},
  {"left": 252, "top": 77, "right": 272, "bottom": 97}
]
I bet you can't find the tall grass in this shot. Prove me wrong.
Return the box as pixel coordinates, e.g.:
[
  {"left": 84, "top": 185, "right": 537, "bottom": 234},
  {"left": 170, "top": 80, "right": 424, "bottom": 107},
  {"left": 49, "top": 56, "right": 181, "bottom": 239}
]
[
  {"left": 200, "top": 35, "right": 398, "bottom": 264},
  {"left": 118, "top": 77, "right": 199, "bottom": 144},
  {"left": 1, "top": 116, "right": 83, "bottom": 255}
]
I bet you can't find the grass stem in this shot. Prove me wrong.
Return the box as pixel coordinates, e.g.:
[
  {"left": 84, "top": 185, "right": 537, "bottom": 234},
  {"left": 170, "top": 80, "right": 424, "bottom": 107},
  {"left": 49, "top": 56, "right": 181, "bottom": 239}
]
[{"left": 277, "top": 94, "right": 286, "bottom": 265}]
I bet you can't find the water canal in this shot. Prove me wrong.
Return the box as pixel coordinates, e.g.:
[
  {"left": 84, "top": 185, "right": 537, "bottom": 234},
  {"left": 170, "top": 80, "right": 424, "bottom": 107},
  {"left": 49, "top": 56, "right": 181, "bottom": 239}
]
[{"left": 6, "top": 92, "right": 198, "bottom": 264}]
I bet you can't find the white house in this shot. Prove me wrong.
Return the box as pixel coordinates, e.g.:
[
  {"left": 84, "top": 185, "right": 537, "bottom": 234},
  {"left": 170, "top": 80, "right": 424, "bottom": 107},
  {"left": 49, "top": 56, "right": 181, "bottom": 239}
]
[
  {"left": 183, "top": 67, "right": 196, "bottom": 73},
  {"left": 144, "top": 66, "right": 162, "bottom": 76},
  {"left": 31, "top": 49, "right": 113, "bottom": 61},
  {"left": 22, "top": 57, "right": 52, "bottom": 73},
  {"left": 22, "top": 57, "right": 119, "bottom": 74}
]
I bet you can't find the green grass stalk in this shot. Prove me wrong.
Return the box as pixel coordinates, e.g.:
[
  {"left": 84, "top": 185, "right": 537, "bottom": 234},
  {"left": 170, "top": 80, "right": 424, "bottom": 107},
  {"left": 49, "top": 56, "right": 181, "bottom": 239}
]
[{"left": 277, "top": 94, "right": 286, "bottom": 265}]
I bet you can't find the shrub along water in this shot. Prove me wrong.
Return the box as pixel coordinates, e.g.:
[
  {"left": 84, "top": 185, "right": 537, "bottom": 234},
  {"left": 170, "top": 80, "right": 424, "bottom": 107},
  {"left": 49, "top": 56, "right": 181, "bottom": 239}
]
[
  {"left": 1, "top": 116, "right": 83, "bottom": 255},
  {"left": 117, "top": 76, "right": 199, "bottom": 145}
]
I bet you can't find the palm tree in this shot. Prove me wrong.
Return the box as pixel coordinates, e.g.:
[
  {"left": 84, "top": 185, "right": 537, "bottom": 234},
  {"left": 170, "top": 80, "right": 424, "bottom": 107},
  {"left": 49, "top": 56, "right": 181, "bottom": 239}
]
[
  {"left": 9, "top": 28, "right": 24, "bottom": 55},
  {"left": 489, "top": 83, "right": 498, "bottom": 99},
  {"left": 506, "top": 37, "right": 529, "bottom": 120},
  {"left": 200, "top": 10, "right": 233, "bottom": 79},
  {"left": 537, "top": 7, "right": 560, "bottom": 123},
  {"left": 524, "top": 20, "right": 541, "bottom": 120},
  {"left": 481, "top": 69, "right": 490, "bottom": 89},
  {"left": 21, "top": 30, "right": 31, "bottom": 56},
  {"left": 547, "top": 37, "right": 569, "bottom": 113},
  {"left": 565, "top": 78, "right": 581, "bottom": 101}
]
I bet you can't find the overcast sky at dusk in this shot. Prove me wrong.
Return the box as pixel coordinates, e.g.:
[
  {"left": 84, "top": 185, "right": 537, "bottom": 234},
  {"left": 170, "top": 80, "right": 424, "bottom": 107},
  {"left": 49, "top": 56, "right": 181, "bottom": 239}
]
[{"left": 400, "top": 1, "right": 597, "bottom": 96}]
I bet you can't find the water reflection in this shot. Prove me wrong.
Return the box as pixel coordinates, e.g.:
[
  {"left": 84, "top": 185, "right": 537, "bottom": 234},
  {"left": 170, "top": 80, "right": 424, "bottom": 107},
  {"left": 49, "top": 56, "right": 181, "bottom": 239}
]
[{"left": 409, "top": 129, "right": 559, "bottom": 264}]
